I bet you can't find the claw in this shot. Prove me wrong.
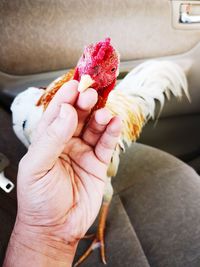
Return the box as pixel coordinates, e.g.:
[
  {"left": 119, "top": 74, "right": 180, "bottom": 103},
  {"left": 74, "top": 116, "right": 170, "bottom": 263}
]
[
  {"left": 82, "top": 233, "right": 95, "bottom": 239},
  {"left": 100, "top": 238, "right": 107, "bottom": 265},
  {"left": 74, "top": 202, "right": 110, "bottom": 266},
  {"left": 74, "top": 238, "right": 99, "bottom": 267}
]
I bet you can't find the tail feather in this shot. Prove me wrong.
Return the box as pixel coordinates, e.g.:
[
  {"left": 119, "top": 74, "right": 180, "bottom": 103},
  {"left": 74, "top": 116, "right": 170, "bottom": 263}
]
[
  {"left": 115, "top": 60, "right": 190, "bottom": 119},
  {"left": 106, "top": 60, "right": 190, "bottom": 149}
]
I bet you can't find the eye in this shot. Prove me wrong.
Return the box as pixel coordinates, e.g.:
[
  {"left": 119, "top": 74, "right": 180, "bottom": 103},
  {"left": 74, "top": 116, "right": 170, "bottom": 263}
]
[
  {"left": 22, "top": 120, "right": 27, "bottom": 130},
  {"left": 111, "top": 67, "right": 116, "bottom": 72}
]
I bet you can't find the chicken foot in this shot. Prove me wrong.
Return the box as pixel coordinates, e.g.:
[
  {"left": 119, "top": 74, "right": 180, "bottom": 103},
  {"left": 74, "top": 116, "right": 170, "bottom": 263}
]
[{"left": 74, "top": 178, "right": 113, "bottom": 266}]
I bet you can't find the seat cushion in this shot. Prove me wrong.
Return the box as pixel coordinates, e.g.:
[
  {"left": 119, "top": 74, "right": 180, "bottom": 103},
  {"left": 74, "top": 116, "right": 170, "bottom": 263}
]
[
  {"left": 113, "top": 144, "right": 200, "bottom": 267},
  {"left": 1, "top": 107, "right": 200, "bottom": 267},
  {"left": 73, "top": 144, "right": 200, "bottom": 267}
]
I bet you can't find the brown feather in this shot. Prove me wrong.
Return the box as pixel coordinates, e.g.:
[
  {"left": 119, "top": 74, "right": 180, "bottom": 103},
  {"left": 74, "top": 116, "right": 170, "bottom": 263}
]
[{"left": 36, "top": 69, "right": 75, "bottom": 109}]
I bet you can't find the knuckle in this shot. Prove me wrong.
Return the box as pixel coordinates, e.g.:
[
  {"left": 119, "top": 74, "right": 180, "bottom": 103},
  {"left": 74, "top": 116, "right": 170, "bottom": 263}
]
[
  {"left": 89, "top": 126, "right": 102, "bottom": 135},
  {"left": 99, "top": 138, "right": 112, "bottom": 150},
  {"left": 46, "top": 127, "right": 60, "bottom": 142}
]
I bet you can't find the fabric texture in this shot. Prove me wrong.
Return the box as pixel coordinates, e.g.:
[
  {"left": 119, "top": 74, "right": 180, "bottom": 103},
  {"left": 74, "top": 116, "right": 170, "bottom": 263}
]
[
  {"left": 1, "top": 107, "right": 200, "bottom": 267},
  {"left": 1, "top": 0, "right": 200, "bottom": 75}
]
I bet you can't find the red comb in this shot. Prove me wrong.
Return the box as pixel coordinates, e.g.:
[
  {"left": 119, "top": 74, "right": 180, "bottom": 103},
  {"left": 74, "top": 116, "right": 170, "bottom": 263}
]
[{"left": 92, "top": 38, "right": 114, "bottom": 65}]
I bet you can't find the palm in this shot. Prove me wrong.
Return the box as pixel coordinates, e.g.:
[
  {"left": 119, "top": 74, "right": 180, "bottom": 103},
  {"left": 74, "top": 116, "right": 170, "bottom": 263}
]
[
  {"left": 18, "top": 136, "right": 107, "bottom": 240},
  {"left": 48, "top": 137, "right": 107, "bottom": 236},
  {"left": 16, "top": 82, "right": 120, "bottom": 246}
]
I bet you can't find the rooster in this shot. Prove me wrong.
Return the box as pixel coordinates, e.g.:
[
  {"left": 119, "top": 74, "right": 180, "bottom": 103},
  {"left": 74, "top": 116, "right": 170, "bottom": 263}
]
[{"left": 11, "top": 38, "right": 189, "bottom": 266}]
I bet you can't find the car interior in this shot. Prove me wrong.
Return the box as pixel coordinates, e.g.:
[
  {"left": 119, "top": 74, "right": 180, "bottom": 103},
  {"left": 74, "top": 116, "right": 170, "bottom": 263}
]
[{"left": 1, "top": 0, "right": 200, "bottom": 266}]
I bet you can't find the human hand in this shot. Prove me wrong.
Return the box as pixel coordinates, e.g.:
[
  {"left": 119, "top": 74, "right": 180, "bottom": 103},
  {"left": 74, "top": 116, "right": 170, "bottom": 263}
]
[{"left": 4, "top": 80, "right": 121, "bottom": 267}]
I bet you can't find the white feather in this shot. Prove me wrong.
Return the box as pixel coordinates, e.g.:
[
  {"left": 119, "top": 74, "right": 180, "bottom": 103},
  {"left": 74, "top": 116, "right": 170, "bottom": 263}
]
[
  {"left": 11, "top": 87, "right": 44, "bottom": 147},
  {"left": 115, "top": 60, "right": 190, "bottom": 119}
]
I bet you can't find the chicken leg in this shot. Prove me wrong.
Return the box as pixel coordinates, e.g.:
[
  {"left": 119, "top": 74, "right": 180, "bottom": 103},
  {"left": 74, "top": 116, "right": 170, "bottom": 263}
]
[{"left": 74, "top": 178, "right": 113, "bottom": 266}]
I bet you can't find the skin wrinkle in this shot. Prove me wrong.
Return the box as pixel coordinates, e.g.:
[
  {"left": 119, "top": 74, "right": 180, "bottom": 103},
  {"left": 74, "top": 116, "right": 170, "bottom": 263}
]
[
  {"left": 69, "top": 157, "right": 106, "bottom": 227},
  {"left": 35, "top": 169, "right": 63, "bottom": 196},
  {"left": 10, "top": 236, "right": 72, "bottom": 262},
  {"left": 83, "top": 134, "right": 100, "bottom": 148},
  {"left": 74, "top": 109, "right": 92, "bottom": 137},
  {"left": 73, "top": 172, "right": 90, "bottom": 227},
  {"left": 34, "top": 82, "right": 79, "bottom": 142},
  {"left": 17, "top": 207, "right": 82, "bottom": 239},
  {"left": 83, "top": 118, "right": 110, "bottom": 143},
  {"left": 63, "top": 162, "right": 79, "bottom": 213},
  {"left": 46, "top": 124, "right": 66, "bottom": 147},
  {"left": 97, "top": 150, "right": 113, "bottom": 166},
  {"left": 58, "top": 154, "right": 104, "bottom": 231},
  {"left": 71, "top": 156, "right": 106, "bottom": 184},
  {"left": 87, "top": 124, "right": 105, "bottom": 135},
  {"left": 59, "top": 153, "right": 71, "bottom": 165},
  {"left": 68, "top": 175, "right": 98, "bottom": 236},
  {"left": 71, "top": 164, "right": 89, "bottom": 197},
  {"left": 17, "top": 170, "right": 72, "bottom": 226},
  {"left": 28, "top": 166, "right": 54, "bottom": 184},
  {"left": 63, "top": 138, "right": 108, "bottom": 177},
  {"left": 95, "top": 149, "right": 110, "bottom": 165},
  {"left": 16, "top": 216, "right": 68, "bottom": 233},
  {"left": 98, "top": 135, "right": 115, "bottom": 150},
  {"left": 95, "top": 133, "right": 120, "bottom": 165},
  {"left": 23, "top": 144, "right": 58, "bottom": 178},
  {"left": 4, "top": 74, "right": 122, "bottom": 266}
]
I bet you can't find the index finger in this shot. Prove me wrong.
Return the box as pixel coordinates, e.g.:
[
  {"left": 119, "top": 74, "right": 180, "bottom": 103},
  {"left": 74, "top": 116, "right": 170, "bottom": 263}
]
[
  {"left": 33, "top": 80, "right": 79, "bottom": 142},
  {"left": 42, "top": 80, "right": 79, "bottom": 126}
]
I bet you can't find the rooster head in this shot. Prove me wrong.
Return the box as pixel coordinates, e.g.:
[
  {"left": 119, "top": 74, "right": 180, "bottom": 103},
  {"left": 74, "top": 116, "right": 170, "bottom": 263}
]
[{"left": 74, "top": 38, "right": 120, "bottom": 99}]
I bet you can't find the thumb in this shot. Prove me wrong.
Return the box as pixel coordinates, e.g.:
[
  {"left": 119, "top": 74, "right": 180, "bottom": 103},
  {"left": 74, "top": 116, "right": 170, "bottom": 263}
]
[{"left": 23, "top": 103, "right": 78, "bottom": 175}]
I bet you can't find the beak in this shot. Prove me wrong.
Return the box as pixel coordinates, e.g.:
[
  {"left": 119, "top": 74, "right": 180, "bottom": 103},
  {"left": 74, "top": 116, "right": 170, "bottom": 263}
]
[{"left": 78, "top": 74, "right": 94, "bottom": 92}]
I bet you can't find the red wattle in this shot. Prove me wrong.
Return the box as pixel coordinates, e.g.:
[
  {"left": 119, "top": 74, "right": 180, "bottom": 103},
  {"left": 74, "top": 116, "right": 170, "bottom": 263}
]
[{"left": 73, "top": 67, "right": 80, "bottom": 81}]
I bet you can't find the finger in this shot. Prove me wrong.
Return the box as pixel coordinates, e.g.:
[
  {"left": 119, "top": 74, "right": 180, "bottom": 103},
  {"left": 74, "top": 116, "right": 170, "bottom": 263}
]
[
  {"left": 76, "top": 88, "right": 98, "bottom": 111},
  {"left": 75, "top": 88, "right": 98, "bottom": 136},
  {"left": 33, "top": 80, "right": 79, "bottom": 142},
  {"left": 95, "top": 116, "right": 122, "bottom": 165},
  {"left": 82, "top": 108, "right": 113, "bottom": 146},
  {"left": 23, "top": 103, "right": 78, "bottom": 175},
  {"left": 43, "top": 80, "right": 79, "bottom": 124}
]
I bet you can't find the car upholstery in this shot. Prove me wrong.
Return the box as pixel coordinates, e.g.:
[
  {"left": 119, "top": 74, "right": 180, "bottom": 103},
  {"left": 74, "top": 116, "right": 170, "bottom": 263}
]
[{"left": 0, "top": 0, "right": 200, "bottom": 266}]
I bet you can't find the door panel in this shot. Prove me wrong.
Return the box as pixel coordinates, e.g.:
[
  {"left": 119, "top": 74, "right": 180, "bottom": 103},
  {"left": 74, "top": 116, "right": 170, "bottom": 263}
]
[{"left": 1, "top": 0, "right": 200, "bottom": 75}]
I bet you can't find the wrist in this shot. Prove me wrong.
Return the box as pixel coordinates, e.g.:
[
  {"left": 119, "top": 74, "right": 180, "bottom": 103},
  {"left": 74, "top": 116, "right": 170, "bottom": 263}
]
[{"left": 4, "top": 219, "right": 78, "bottom": 267}]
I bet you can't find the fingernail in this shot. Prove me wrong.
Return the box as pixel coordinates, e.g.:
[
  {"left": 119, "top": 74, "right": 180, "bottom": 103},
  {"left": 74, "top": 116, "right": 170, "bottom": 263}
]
[{"left": 59, "top": 104, "right": 68, "bottom": 119}]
